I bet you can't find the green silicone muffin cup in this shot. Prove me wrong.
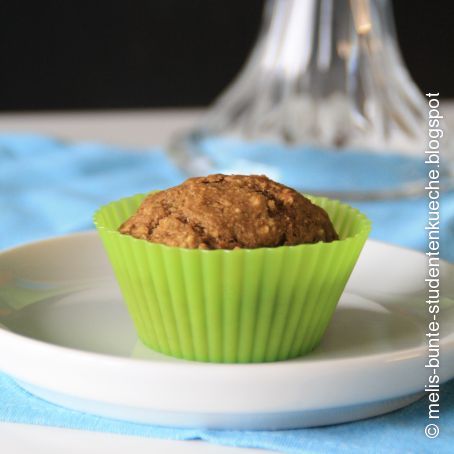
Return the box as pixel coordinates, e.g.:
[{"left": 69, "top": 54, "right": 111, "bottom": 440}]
[{"left": 94, "top": 193, "right": 371, "bottom": 363}]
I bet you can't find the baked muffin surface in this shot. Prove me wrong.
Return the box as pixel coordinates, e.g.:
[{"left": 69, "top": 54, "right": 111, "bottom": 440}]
[{"left": 119, "top": 174, "right": 338, "bottom": 249}]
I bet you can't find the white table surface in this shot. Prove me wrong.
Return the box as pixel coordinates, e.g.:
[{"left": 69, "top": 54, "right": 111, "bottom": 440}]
[
  {"left": 0, "top": 104, "right": 453, "bottom": 147},
  {"left": 0, "top": 109, "right": 203, "bottom": 148},
  {"left": 0, "top": 104, "right": 452, "bottom": 454}
]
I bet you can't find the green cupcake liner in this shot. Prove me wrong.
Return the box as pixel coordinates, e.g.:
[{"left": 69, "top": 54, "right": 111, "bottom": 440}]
[{"left": 94, "top": 193, "right": 371, "bottom": 363}]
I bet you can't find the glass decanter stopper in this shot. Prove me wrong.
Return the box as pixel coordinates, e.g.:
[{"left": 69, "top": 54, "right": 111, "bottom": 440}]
[{"left": 169, "top": 0, "right": 449, "bottom": 199}]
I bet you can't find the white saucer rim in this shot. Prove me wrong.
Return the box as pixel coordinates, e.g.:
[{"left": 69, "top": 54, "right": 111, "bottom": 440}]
[
  {"left": 2, "top": 228, "right": 448, "bottom": 264},
  {"left": 1, "top": 232, "right": 454, "bottom": 415},
  {"left": 0, "top": 232, "right": 452, "bottom": 375}
]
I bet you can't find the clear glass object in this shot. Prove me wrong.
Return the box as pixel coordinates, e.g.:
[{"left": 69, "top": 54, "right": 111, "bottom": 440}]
[{"left": 169, "top": 0, "right": 450, "bottom": 199}]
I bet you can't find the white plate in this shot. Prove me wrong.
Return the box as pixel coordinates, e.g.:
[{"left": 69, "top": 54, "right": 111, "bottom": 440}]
[{"left": 0, "top": 232, "right": 453, "bottom": 430}]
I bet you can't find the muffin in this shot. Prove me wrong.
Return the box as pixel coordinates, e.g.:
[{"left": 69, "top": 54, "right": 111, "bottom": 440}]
[
  {"left": 119, "top": 174, "right": 338, "bottom": 249},
  {"left": 94, "top": 174, "right": 371, "bottom": 363}
]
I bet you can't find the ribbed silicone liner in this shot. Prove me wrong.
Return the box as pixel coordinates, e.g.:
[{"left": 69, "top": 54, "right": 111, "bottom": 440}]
[{"left": 94, "top": 193, "right": 371, "bottom": 363}]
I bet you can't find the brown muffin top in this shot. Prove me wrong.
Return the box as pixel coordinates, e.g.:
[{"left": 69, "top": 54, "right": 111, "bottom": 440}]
[{"left": 119, "top": 174, "right": 338, "bottom": 249}]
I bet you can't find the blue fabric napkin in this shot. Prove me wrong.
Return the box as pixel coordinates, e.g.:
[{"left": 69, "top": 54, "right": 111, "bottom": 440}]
[{"left": 0, "top": 133, "right": 453, "bottom": 453}]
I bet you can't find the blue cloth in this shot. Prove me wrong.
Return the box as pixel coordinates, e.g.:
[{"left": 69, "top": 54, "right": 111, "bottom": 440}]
[
  {"left": 1, "top": 134, "right": 452, "bottom": 260},
  {"left": 1, "top": 373, "right": 452, "bottom": 454},
  {"left": 0, "top": 133, "right": 453, "bottom": 452}
]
